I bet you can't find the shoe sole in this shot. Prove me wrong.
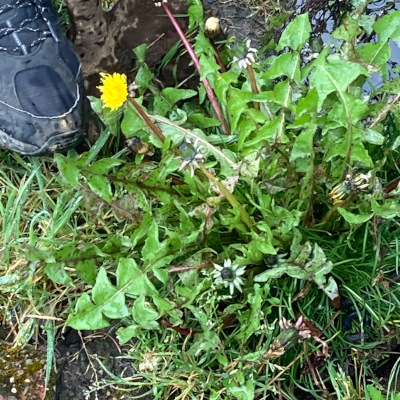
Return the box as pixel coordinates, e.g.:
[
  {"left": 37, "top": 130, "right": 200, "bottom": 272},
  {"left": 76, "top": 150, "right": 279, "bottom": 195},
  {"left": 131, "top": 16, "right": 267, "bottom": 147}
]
[{"left": 0, "top": 128, "right": 83, "bottom": 156}]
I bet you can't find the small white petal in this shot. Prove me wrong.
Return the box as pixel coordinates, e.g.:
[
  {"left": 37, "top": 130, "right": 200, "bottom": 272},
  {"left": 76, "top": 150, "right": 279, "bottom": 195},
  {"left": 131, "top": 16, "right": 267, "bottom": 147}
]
[
  {"left": 247, "top": 53, "right": 255, "bottom": 63},
  {"left": 229, "top": 282, "right": 235, "bottom": 295},
  {"left": 213, "top": 263, "right": 224, "bottom": 271},
  {"left": 224, "top": 259, "right": 232, "bottom": 268},
  {"left": 233, "top": 280, "right": 243, "bottom": 292}
]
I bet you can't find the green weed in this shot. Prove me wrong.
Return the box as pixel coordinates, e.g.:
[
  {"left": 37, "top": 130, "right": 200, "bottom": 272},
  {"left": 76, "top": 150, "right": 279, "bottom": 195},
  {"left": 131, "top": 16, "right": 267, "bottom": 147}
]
[{"left": 1, "top": 0, "right": 400, "bottom": 399}]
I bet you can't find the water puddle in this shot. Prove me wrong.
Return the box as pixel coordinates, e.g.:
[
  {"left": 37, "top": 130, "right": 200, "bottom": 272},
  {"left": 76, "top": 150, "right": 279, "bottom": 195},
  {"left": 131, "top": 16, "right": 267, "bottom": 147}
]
[{"left": 295, "top": 0, "right": 400, "bottom": 89}]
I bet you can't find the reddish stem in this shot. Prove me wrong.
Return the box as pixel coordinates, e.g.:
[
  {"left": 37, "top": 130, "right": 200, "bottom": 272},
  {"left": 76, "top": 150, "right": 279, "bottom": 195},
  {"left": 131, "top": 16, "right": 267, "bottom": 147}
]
[
  {"left": 162, "top": 3, "right": 230, "bottom": 135},
  {"left": 210, "top": 40, "right": 227, "bottom": 73}
]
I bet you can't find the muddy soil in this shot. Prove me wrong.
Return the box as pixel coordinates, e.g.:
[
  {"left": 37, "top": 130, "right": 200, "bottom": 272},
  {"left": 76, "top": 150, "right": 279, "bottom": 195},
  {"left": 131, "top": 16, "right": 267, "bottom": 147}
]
[{"left": 56, "top": 329, "right": 152, "bottom": 400}]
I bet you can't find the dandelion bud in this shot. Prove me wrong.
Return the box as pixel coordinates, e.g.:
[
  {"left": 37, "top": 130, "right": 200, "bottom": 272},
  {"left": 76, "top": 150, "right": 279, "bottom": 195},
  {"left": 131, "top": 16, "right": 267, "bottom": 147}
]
[{"left": 205, "top": 17, "right": 221, "bottom": 39}]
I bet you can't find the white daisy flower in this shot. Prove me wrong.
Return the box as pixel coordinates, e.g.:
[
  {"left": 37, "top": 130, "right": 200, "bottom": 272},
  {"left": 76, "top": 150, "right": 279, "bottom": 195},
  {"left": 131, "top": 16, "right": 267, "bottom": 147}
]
[
  {"left": 231, "top": 39, "right": 258, "bottom": 69},
  {"left": 212, "top": 259, "right": 246, "bottom": 295}
]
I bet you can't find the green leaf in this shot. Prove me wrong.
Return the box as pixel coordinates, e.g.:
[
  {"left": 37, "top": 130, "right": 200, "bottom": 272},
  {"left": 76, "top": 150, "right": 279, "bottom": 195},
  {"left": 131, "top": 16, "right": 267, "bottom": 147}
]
[
  {"left": 309, "top": 58, "right": 368, "bottom": 110},
  {"left": 133, "top": 43, "right": 147, "bottom": 63},
  {"left": 45, "top": 264, "right": 72, "bottom": 286},
  {"left": 337, "top": 208, "right": 373, "bottom": 224},
  {"left": 55, "top": 154, "right": 79, "bottom": 188},
  {"left": 188, "top": 0, "right": 204, "bottom": 29},
  {"left": 199, "top": 53, "right": 220, "bottom": 80},
  {"left": 86, "top": 174, "right": 112, "bottom": 202},
  {"left": 264, "top": 52, "right": 301, "bottom": 85},
  {"left": 371, "top": 199, "right": 400, "bottom": 219},
  {"left": 66, "top": 293, "right": 109, "bottom": 330},
  {"left": 290, "top": 126, "right": 316, "bottom": 163},
  {"left": 332, "top": 16, "right": 361, "bottom": 41},
  {"left": 366, "top": 385, "right": 385, "bottom": 400},
  {"left": 373, "top": 9, "right": 400, "bottom": 43},
  {"left": 92, "top": 267, "right": 129, "bottom": 319},
  {"left": 362, "top": 128, "right": 385, "bottom": 145},
  {"left": 121, "top": 105, "right": 148, "bottom": 137},
  {"left": 117, "top": 325, "right": 141, "bottom": 344},
  {"left": 131, "top": 296, "right": 160, "bottom": 329},
  {"left": 227, "top": 88, "right": 252, "bottom": 133},
  {"left": 89, "top": 158, "right": 122, "bottom": 175},
  {"left": 116, "top": 258, "right": 158, "bottom": 296},
  {"left": 277, "top": 13, "right": 311, "bottom": 51},
  {"left": 236, "top": 284, "right": 263, "bottom": 342},
  {"left": 214, "top": 72, "right": 237, "bottom": 105},
  {"left": 161, "top": 87, "right": 197, "bottom": 105},
  {"left": 357, "top": 42, "right": 391, "bottom": 77},
  {"left": 135, "top": 64, "right": 153, "bottom": 89},
  {"left": 76, "top": 259, "right": 97, "bottom": 286},
  {"left": 228, "top": 380, "right": 255, "bottom": 400}
]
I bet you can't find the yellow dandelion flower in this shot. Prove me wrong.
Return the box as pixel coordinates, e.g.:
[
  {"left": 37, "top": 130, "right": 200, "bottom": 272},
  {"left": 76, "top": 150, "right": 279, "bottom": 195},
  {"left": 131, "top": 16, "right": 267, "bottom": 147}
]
[{"left": 97, "top": 72, "right": 128, "bottom": 111}]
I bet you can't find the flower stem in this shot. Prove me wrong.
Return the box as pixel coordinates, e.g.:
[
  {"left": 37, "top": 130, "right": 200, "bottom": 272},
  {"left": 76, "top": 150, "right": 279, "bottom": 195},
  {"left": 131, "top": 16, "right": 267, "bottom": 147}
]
[
  {"left": 247, "top": 64, "right": 260, "bottom": 111},
  {"left": 198, "top": 162, "right": 259, "bottom": 233},
  {"left": 162, "top": 3, "right": 230, "bottom": 135},
  {"left": 128, "top": 98, "right": 166, "bottom": 143},
  {"left": 210, "top": 40, "right": 227, "bottom": 73}
]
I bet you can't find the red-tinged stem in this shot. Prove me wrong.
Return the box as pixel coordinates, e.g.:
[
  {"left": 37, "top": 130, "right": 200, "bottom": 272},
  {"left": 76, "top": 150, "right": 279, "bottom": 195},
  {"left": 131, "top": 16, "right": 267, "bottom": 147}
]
[
  {"left": 247, "top": 64, "right": 260, "bottom": 111},
  {"left": 162, "top": 3, "right": 230, "bottom": 135},
  {"left": 211, "top": 40, "right": 227, "bottom": 73},
  {"left": 128, "top": 98, "right": 166, "bottom": 143}
]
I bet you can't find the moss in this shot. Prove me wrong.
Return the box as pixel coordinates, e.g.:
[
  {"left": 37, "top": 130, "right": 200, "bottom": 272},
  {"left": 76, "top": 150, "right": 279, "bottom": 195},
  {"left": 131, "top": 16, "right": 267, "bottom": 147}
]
[{"left": 0, "top": 345, "right": 54, "bottom": 399}]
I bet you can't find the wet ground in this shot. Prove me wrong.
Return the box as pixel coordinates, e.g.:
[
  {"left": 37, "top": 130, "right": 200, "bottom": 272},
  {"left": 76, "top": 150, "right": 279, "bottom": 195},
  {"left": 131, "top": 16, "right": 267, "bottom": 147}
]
[{"left": 3, "top": 0, "right": 400, "bottom": 399}]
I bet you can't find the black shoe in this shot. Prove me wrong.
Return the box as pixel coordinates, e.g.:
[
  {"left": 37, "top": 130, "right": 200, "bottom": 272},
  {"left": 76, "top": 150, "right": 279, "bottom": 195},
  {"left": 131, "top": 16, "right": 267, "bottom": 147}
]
[{"left": 0, "top": 0, "right": 84, "bottom": 155}]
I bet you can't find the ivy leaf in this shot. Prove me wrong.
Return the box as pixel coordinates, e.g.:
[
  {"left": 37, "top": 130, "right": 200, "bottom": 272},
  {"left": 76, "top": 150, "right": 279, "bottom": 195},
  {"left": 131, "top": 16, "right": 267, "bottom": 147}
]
[
  {"left": 277, "top": 13, "right": 311, "bottom": 51},
  {"left": 338, "top": 208, "right": 373, "bottom": 224}
]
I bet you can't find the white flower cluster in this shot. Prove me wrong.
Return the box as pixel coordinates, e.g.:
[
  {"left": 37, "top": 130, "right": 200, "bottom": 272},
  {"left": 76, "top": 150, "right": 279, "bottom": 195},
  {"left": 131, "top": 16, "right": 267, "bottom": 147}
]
[{"left": 153, "top": 0, "right": 167, "bottom": 6}]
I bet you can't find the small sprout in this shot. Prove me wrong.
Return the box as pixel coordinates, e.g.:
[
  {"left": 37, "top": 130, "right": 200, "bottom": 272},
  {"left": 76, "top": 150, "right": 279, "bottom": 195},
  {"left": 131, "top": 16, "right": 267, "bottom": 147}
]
[
  {"left": 231, "top": 39, "right": 257, "bottom": 69},
  {"left": 204, "top": 17, "right": 221, "bottom": 38},
  {"left": 212, "top": 259, "right": 246, "bottom": 295},
  {"left": 178, "top": 137, "right": 205, "bottom": 177},
  {"left": 97, "top": 72, "right": 128, "bottom": 111}
]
